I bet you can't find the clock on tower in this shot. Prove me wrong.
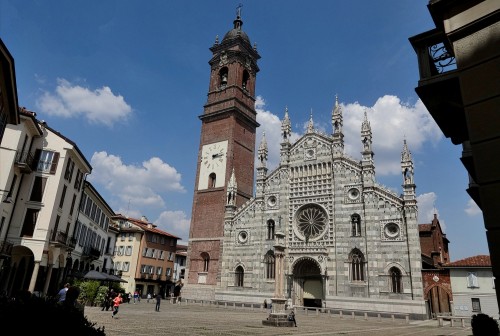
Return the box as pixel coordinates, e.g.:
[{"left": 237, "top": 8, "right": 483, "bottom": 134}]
[{"left": 185, "top": 8, "right": 260, "bottom": 293}]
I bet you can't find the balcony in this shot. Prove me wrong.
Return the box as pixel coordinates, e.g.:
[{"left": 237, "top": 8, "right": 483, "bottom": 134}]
[
  {"left": 50, "top": 230, "right": 68, "bottom": 247},
  {"left": 66, "top": 236, "right": 77, "bottom": 250},
  {"left": 82, "top": 246, "right": 101, "bottom": 260},
  {"left": 14, "top": 150, "right": 35, "bottom": 174},
  {"left": 409, "top": 28, "right": 467, "bottom": 145},
  {"left": 0, "top": 240, "right": 13, "bottom": 258}
]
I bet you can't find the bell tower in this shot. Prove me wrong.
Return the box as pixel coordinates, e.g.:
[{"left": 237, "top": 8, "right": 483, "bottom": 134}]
[{"left": 186, "top": 7, "right": 260, "bottom": 293}]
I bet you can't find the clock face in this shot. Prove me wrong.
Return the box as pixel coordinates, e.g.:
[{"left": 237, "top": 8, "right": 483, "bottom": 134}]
[
  {"left": 202, "top": 143, "right": 225, "bottom": 169},
  {"left": 198, "top": 140, "right": 228, "bottom": 190}
]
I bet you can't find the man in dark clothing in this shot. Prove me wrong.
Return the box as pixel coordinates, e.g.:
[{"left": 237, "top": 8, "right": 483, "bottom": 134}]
[{"left": 155, "top": 293, "right": 161, "bottom": 312}]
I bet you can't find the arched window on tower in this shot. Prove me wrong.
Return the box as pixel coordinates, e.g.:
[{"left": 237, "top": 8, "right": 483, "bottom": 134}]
[
  {"left": 209, "top": 173, "right": 216, "bottom": 188},
  {"left": 235, "top": 265, "right": 244, "bottom": 287},
  {"left": 264, "top": 251, "right": 275, "bottom": 279},
  {"left": 219, "top": 67, "right": 228, "bottom": 89},
  {"left": 201, "top": 252, "right": 210, "bottom": 272},
  {"left": 267, "top": 219, "right": 275, "bottom": 240},
  {"left": 349, "top": 249, "right": 365, "bottom": 281},
  {"left": 390, "top": 267, "right": 402, "bottom": 293},
  {"left": 351, "top": 214, "right": 361, "bottom": 237},
  {"left": 242, "top": 70, "right": 249, "bottom": 90}
]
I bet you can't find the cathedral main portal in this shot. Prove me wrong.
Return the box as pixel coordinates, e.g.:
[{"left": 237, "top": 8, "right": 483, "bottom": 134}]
[{"left": 292, "top": 257, "right": 323, "bottom": 308}]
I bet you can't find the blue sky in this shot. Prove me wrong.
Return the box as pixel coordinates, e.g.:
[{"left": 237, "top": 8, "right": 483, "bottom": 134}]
[{"left": 1, "top": 1, "right": 488, "bottom": 261}]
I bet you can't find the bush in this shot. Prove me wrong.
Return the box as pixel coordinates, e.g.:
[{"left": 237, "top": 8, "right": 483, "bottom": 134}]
[
  {"left": 471, "top": 313, "right": 499, "bottom": 336},
  {"left": 0, "top": 292, "right": 105, "bottom": 335},
  {"left": 79, "top": 280, "right": 101, "bottom": 306}
]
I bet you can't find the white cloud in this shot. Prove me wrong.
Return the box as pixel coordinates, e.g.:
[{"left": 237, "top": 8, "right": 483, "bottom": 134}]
[
  {"left": 36, "top": 78, "right": 132, "bottom": 126},
  {"left": 416, "top": 192, "right": 446, "bottom": 231},
  {"left": 155, "top": 210, "right": 191, "bottom": 242},
  {"left": 88, "top": 151, "right": 185, "bottom": 211},
  {"left": 254, "top": 95, "right": 442, "bottom": 176},
  {"left": 465, "top": 199, "right": 482, "bottom": 216}
]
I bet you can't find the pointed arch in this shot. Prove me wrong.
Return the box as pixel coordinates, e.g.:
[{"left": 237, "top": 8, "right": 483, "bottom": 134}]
[
  {"left": 349, "top": 248, "right": 365, "bottom": 281},
  {"left": 351, "top": 213, "right": 361, "bottom": 237},
  {"left": 389, "top": 267, "right": 402, "bottom": 293},
  {"left": 235, "top": 265, "right": 244, "bottom": 287},
  {"left": 267, "top": 219, "right": 275, "bottom": 240},
  {"left": 264, "top": 250, "right": 275, "bottom": 279}
]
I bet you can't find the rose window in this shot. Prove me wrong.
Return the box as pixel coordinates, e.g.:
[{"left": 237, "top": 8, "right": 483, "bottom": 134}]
[{"left": 296, "top": 204, "right": 327, "bottom": 241}]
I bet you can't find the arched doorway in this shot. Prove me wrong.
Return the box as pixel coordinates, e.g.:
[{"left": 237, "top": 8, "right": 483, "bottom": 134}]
[
  {"left": 292, "top": 258, "right": 323, "bottom": 308},
  {"left": 426, "top": 285, "right": 451, "bottom": 318}
]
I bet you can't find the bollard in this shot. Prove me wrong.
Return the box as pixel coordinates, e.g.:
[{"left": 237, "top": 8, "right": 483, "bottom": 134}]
[{"left": 364, "top": 312, "right": 368, "bottom": 320}]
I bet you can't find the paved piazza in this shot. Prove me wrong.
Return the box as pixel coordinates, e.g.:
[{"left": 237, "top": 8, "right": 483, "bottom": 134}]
[{"left": 84, "top": 300, "right": 473, "bottom": 336}]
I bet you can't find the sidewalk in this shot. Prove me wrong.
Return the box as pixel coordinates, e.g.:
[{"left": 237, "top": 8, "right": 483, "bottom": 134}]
[{"left": 85, "top": 300, "right": 473, "bottom": 336}]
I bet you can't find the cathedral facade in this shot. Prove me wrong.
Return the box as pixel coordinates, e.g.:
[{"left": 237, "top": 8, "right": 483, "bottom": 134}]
[{"left": 185, "top": 10, "right": 426, "bottom": 318}]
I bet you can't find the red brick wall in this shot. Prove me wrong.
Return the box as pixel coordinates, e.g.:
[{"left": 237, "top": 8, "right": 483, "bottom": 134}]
[{"left": 422, "top": 269, "right": 453, "bottom": 300}]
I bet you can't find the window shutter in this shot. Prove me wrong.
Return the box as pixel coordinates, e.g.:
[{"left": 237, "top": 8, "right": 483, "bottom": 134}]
[{"left": 50, "top": 152, "right": 60, "bottom": 174}]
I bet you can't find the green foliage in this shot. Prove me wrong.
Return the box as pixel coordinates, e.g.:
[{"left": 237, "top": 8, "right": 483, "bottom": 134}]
[
  {"left": 79, "top": 280, "right": 101, "bottom": 306},
  {"left": 471, "top": 313, "right": 499, "bottom": 336},
  {"left": 0, "top": 294, "right": 106, "bottom": 335},
  {"left": 95, "top": 286, "right": 109, "bottom": 307}
]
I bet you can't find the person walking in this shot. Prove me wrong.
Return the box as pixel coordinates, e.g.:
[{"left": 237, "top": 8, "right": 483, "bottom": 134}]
[
  {"left": 155, "top": 292, "right": 161, "bottom": 312},
  {"left": 111, "top": 293, "right": 123, "bottom": 318},
  {"left": 288, "top": 310, "right": 297, "bottom": 327},
  {"left": 147, "top": 293, "right": 152, "bottom": 303},
  {"left": 56, "top": 283, "right": 70, "bottom": 303}
]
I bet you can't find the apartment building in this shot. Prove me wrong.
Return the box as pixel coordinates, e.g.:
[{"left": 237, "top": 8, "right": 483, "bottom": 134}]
[
  {"left": 173, "top": 244, "right": 187, "bottom": 286},
  {"left": 66, "top": 180, "right": 116, "bottom": 282},
  {"left": 0, "top": 38, "right": 20, "bottom": 144},
  {"left": 0, "top": 110, "right": 91, "bottom": 296},
  {"left": 112, "top": 214, "right": 179, "bottom": 298}
]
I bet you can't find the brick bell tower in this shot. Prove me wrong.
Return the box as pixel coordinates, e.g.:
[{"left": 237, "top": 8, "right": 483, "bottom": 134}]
[{"left": 185, "top": 7, "right": 260, "bottom": 294}]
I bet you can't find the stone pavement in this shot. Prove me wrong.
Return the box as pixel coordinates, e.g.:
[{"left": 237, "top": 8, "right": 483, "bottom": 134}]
[{"left": 85, "top": 300, "right": 473, "bottom": 336}]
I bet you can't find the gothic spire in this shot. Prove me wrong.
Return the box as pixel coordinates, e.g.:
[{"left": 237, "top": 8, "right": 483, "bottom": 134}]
[
  {"left": 258, "top": 132, "right": 268, "bottom": 167},
  {"left": 226, "top": 168, "right": 237, "bottom": 206},
  {"left": 332, "top": 94, "right": 343, "bottom": 135},
  {"left": 307, "top": 109, "right": 314, "bottom": 133},
  {"left": 361, "top": 109, "right": 372, "bottom": 152},
  {"left": 281, "top": 106, "right": 291, "bottom": 142}
]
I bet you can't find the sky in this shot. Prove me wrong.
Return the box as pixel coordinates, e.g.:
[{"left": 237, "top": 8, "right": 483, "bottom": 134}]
[{"left": 0, "top": 1, "right": 488, "bottom": 261}]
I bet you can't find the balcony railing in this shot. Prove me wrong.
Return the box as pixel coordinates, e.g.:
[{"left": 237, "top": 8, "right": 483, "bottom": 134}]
[
  {"left": 50, "top": 230, "right": 68, "bottom": 246},
  {"left": 14, "top": 150, "right": 35, "bottom": 173},
  {"left": 82, "top": 246, "right": 101, "bottom": 260},
  {"left": 409, "top": 28, "right": 456, "bottom": 81},
  {"left": 0, "top": 240, "right": 13, "bottom": 258},
  {"left": 67, "top": 236, "right": 77, "bottom": 250}
]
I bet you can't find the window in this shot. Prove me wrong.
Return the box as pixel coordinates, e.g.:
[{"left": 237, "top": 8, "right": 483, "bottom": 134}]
[
  {"left": 219, "top": 67, "right": 228, "bottom": 89},
  {"left": 79, "top": 193, "right": 87, "bottom": 212},
  {"left": 64, "top": 158, "right": 75, "bottom": 182},
  {"left": 141, "top": 265, "right": 147, "bottom": 274},
  {"left": 264, "top": 251, "right": 275, "bottom": 279},
  {"left": 123, "top": 262, "right": 130, "bottom": 272},
  {"left": 118, "top": 246, "right": 124, "bottom": 256},
  {"left": 267, "top": 220, "right": 275, "bottom": 240},
  {"left": 242, "top": 70, "right": 249, "bottom": 90},
  {"left": 74, "top": 170, "right": 83, "bottom": 190},
  {"left": 158, "top": 267, "right": 164, "bottom": 275},
  {"left": 166, "top": 268, "right": 171, "bottom": 276},
  {"left": 467, "top": 272, "right": 479, "bottom": 288},
  {"left": 29, "top": 176, "right": 47, "bottom": 202},
  {"left": 209, "top": 173, "right": 216, "bottom": 188},
  {"left": 235, "top": 266, "right": 244, "bottom": 287},
  {"left": 350, "top": 249, "right": 365, "bottom": 281},
  {"left": 58, "top": 185, "right": 67, "bottom": 209},
  {"left": 351, "top": 214, "right": 361, "bottom": 237},
  {"left": 389, "top": 267, "right": 402, "bottom": 293},
  {"left": 125, "top": 246, "right": 132, "bottom": 256},
  {"left": 159, "top": 251, "right": 165, "bottom": 260},
  {"left": 21, "top": 208, "right": 40, "bottom": 236},
  {"left": 69, "top": 194, "right": 77, "bottom": 216},
  {"left": 471, "top": 298, "right": 481, "bottom": 312},
  {"left": 35, "top": 150, "right": 59, "bottom": 174},
  {"left": 169, "top": 252, "right": 174, "bottom": 261},
  {"left": 201, "top": 252, "right": 210, "bottom": 272}
]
